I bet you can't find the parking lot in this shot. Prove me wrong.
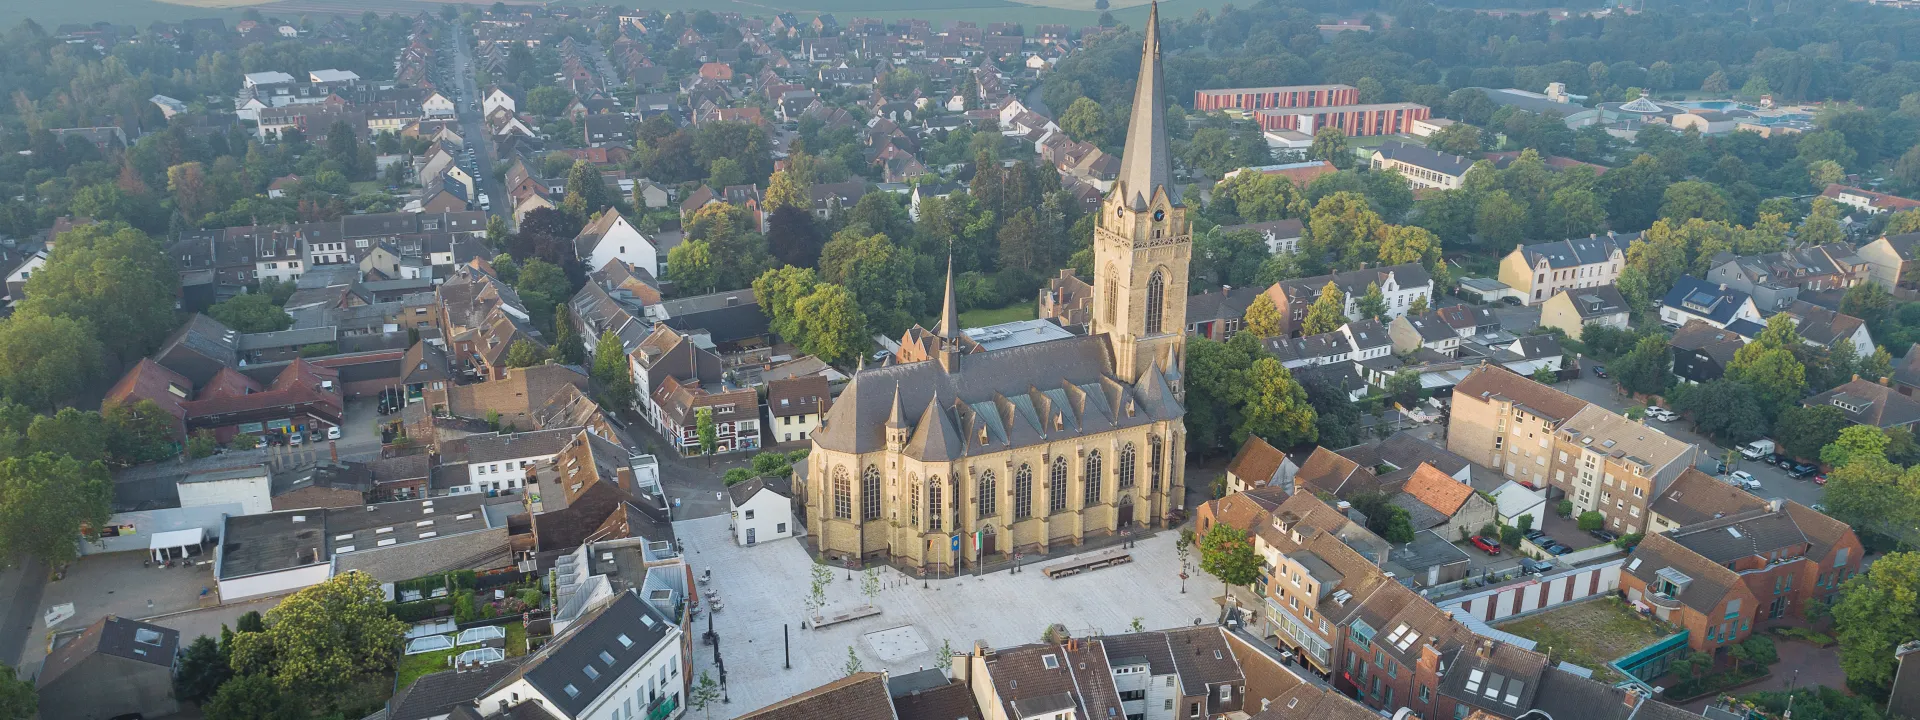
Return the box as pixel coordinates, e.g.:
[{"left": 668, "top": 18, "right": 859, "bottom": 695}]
[
  {"left": 675, "top": 515, "right": 1220, "bottom": 717},
  {"left": 14, "top": 551, "right": 219, "bottom": 675}
]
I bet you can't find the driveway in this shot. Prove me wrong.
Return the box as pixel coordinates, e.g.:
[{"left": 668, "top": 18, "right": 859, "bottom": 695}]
[{"left": 1553, "top": 374, "right": 1824, "bottom": 510}]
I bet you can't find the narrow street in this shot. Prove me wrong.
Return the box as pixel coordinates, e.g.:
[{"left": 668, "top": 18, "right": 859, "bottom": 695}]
[
  {"left": 0, "top": 555, "right": 47, "bottom": 668},
  {"left": 448, "top": 23, "right": 508, "bottom": 225}
]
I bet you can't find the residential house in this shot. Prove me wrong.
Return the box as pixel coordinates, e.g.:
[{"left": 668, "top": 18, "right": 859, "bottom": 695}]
[
  {"left": 1224, "top": 435, "right": 1298, "bottom": 494},
  {"left": 652, "top": 375, "right": 760, "bottom": 456},
  {"left": 1857, "top": 232, "right": 1920, "bottom": 291},
  {"left": 767, "top": 375, "right": 830, "bottom": 445},
  {"left": 1291, "top": 445, "right": 1382, "bottom": 498},
  {"left": 447, "top": 427, "right": 583, "bottom": 495},
  {"left": 1538, "top": 285, "right": 1630, "bottom": 341},
  {"left": 1264, "top": 263, "right": 1434, "bottom": 336},
  {"left": 1394, "top": 463, "right": 1495, "bottom": 540},
  {"left": 1621, "top": 501, "right": 1862, "bottom": 654},
  {"left": 1705, "top": 244, "right": 1869, "bottom": 312},
  {"left": 1335, "top": 430, "right": 1473, "bottom": 485},
  {"left": 1646, "top": 466, "right": 1769, "bottom": 535},
  {"left": 1184, "top": 285, "right": 1263, "bottom": 341},
  {"left": 1216, "top": 218, "right": 1303, "bottom": 255},
  {"left": 807, "top": 181, "right": 868, "bottom": 220},
  {"left": 1446, "top": 365, "right": 1591, "bottom": 490},
  {"left": 1370, "top": 141, "right": 1473, "bottom": 191},
  {"left": 36, "top": 616, "right": 180, "bottom": 720},
  {"left": 1780, "top": 300, "right": 1873, "bottom": 358},
  {"left": 1822, "top": 183, "right": 1920, "bottom": 215},
  {"left": 727, "top": 476, "right": 794, "bottom": 546},
  {"left": 1548, "top": 404, "right": 1700, "bottom": 534},
  {"left": 1497, "top": 233, "right": 1632, "bottom": 306},
  {"left": 584, "top": 115, "right": 632, "bottom": 148},
  {"left": 573, "top": 209, "right": 660, "bottom": 280},
  {"left": 473, "top": 590, "right": 685, "bottom": 720},
  {"left": 1668, "top": 320, "right": 1746, "bottom": 385},
  {"left": 1388, "top": 309, "right": 1467, "bottom": 357},
  {"left": 1659, "top": 276, "right": 1765, "bottom": 334},
  {"left": 1804, "top": 377, "right": 1920, "bottom": 430}
]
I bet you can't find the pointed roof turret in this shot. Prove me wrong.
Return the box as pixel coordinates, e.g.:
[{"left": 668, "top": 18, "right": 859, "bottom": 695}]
[
  {"left": 937, "top": 256, "right": 961, "bottom": 339},
  {"left": 1115, "top": 1, "right": 1177, "bottom": 210},
  {"left": 887, "top": 382, "right": 909, "bottom": 428},
  {"left": 905, "top": 395, "right": 962, "bottom": 462}
]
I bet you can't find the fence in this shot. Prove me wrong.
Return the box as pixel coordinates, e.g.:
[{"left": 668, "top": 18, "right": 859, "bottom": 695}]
[{"left": 1441, "top": 558, "right": 1625, "bottom": 626}]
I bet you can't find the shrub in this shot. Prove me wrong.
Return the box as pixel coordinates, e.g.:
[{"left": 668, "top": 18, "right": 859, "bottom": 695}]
[
  {"left": 517, "top": 588, "right": 543, "bottom": 608},
  {"left": 1557, "top": 499, "right": 1574, "bottom": 517},
  {"left": 1577, "top": 511, "right": 1604, "bottom": 532}
]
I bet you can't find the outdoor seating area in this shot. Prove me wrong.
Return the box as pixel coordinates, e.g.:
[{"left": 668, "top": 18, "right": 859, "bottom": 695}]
[
  {"left": 809, "top": 604, "right": 881, "bottom": 630},
  {"left": 1041, "top": 548, "right": 1133, "bottom": 579}
]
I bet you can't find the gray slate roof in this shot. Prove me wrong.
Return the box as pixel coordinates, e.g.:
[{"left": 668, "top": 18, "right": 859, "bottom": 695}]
[{"left": 487, "top": 590, "right": 674, "bottom": 717}]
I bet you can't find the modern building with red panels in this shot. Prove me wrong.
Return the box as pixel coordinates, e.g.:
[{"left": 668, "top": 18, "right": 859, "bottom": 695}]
[
  {"left": 1194, "top": 84, "right": 1358, "bottom": 112},
  {"left": 1254, "top": 102, "right": 1431, "bottom": 136}
]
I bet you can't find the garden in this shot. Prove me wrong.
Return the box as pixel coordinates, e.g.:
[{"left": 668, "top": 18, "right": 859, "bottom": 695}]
[
  {"left": 396, "top": 621, "right": 531, "bottom": 689},
  {"left": 386, "top": 569, "right": 545, "bottom": 624},
  {"left": 1494, "top": 597, "right": 1679, "bottom": 684}
]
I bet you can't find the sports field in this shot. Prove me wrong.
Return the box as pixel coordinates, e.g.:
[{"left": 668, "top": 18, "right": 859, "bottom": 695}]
[{"left": 3, "top": 0, "right": 1192, "bottom": 35}]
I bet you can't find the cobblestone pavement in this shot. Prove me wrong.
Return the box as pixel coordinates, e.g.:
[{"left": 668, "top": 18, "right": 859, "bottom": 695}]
[{"left": 673, "top": 515, "right": 1221, "bottom": 717}]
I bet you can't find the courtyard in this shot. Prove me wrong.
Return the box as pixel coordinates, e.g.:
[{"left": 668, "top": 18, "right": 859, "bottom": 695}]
[
  {"left": 1495, "top": 596, "right": 1678, "bottom": 683},
  {"left": 673, "top": 515, "right": 1221, "bottom": 717}
]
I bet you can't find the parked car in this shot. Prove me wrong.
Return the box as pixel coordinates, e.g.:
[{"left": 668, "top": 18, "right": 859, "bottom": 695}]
[
  {"left": 1470, "top": 536, "right": 1502, "bottom": 555},
  {"left": 1727, "top": 470, "right": 1761, "bottom": 491},
  {"left": 1592, "top": 365, "right": 1607, "bottom": 378},
  {"left": 289, "top": 431, "right": 304, "bottom": 447},
  {"left": 1790, "top": 463, "right": 1817, "bottom": 478},
  {"left": 1815, "top": 473, "right": 1828, "bottom": 485},
  {"left": 1520, "top": 558, "right": 1556, "bottom": 575},
  {"left": 1589, "top": 529, "right": 1618, "bottom": 543},
  {"left": 1769, "top": 454, "right": 1794, "bottom": 469},
  {"left": 1646, "top": 407, "right": 1677, "bottom": 422},
  {"left": 1547, "top": 543, "right": 1573, "bottom": 555},
  {"left": 1524, "top": 529, "right": 1547, "bottom": 542},
  {"left": 326, "top": 426, "right": 341, "bottom": 440}
]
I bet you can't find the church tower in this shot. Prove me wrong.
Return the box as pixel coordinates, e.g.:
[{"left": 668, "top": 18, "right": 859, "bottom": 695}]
[{"left": 1090, "top": 1, "right": 1190, "bottom": 386}]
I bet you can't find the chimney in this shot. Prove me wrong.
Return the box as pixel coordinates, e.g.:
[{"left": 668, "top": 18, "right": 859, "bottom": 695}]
[
  {"left": 1476, "top": 639, "right": 1492, "bottom": 659},
  {"left": 1855, "top": 374, "right": 1862, "bottom": 382},
  {"left": 1719, "top": 283, "right": 1729, "bottom": 292},
  {"left": 1624, "top": 687, "right": 1643, "bottom": 708},
  {"left": 329, "top": 440, "right": 338, "bottom": 463}
]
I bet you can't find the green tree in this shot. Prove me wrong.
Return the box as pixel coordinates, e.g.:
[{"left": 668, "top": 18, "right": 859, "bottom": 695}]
[
  {"left": 1060, "top": 97, "right": 1107, "bottom": 144},
  {"left": 1235, "top": 358, "right": 1318, "bottom": 448},
  {"left": 1658, "top": 181, "right": 1732, "bottom": 223},
  {"left": 791, "top": 283, "right": 868, "bottom": 365},
  {"left": 1427, "top": 122, "right": 1483, "bottom": 156},
  {"left": 1244, "top": 293, "right": 1283, "bottom": 338},
  {"left": 1307, "top": 191, "right": 1382, "bottom": 268},
  {"left": 208, "top": 294, "right": 293, "bottom": 333},
  {"left": 764, "top": 169, "right": 811, "bottom": 215},
  {"left": 1473, "top": 189, "right": 1527, "bottom": 251},
  {"left": 513, "top": 258, "right": 571, "bottom": 333},
  {"left": 175, "top": 635, "right": 232, "bottom": 705},
  {"left": 696, "top": 408, "right": 718, "bottom": 465},
  {"left": 1832, "top": 552, "right": 1920, "bottom": 693},
  {"left": 563, "top": 161, "right": 616, "bottom": 221},
  {"left": 753, "top": 266, "right": 819, "bottom": 343},
  {"left": 1544, "top": 187, "right": 1607, "bottom": 239},
  {"left": 706, "top": 157, "right": 745, "bottom": 189},
  {"left": 0, "top": 312, "right": 102, "bottom": 410},
  {"left": 1776, "top": 404, "right": 1849, "bottom": 461},
  {"left": 1727, "top": 314, "right": 1808, "bottom": 416},
  {"left": 1612, "top": 335, "right": 1672, "bottom": 396},
  {"left": 1376, "top": 225, "right": 1440, "bottom": 269},
  {"left": 1808, "top": 159, "right": 1846, "bottom": 191},
  {"left": 1198, "top": 523, "right": 1261, "bottom": 599},
  {"left": 1310, "top": 126, "right": 1351, "bottom": 169},
  {"left": 202, "top": 673, "right": 298, "bottom": 720},
  {"left": 843, "top": 645, "right": 864, "bottom": 676},
  {"left": 1798, "top": 198, "right": 1848, "bottom": 247},
  {"left": 226, "top": 572, "right": 405, "bottom": 705},
  {"left": 103, "top": 399, "right": 182, "bottom": 465},
  {"left": 1354, "top": 282, "right": 1387, "bottom": 320},
  {"left": 1577, "top": 511, "right": 1603, "bottom": 532},
  {"left": 490, "top": 254, "right": 520, "bottom": 285},
  {"left": 0, "top": 666, "right": 28, "bottom": 719},
  {"left": 689, "top": 671, "right": 723, "bottom": 719},
  {"left": 667, "top": 240, "right": 717, "bottom": 295},
  {"left": 21, "top": 223, "right": 179, "bottom": 358},
  {"left": 186, "top": 430, "right": 218, "bottom": 459},
  {"left": 1301, "top": 282, "right": 1347, "bottom": 336},
  {"left": 1386, "top": 368, "right": 1424, "bottom": 407},
  {"left": 0, "top": 453, "right": 110, "bottom": 567},
  {"left": 526, "top": 85, "right": 573, "bottom": 117},
  {"left": 1674, "top": 378, "right": 1768, "bottom": 443},
  {"left": 592, "top": 330, "right": 634, "bottom": 408},
  {"left": 1822, "top": 425, "right": 1891, "bottom": 469},
  {"left": 1702, "top": 70, "right": 1730, "bottom": 94},
  {"left": 550, "top": 306, "right": 586, "bottom": 365},
  {"left": 505, "top": 340, "right": 542, "bottom": 368}
]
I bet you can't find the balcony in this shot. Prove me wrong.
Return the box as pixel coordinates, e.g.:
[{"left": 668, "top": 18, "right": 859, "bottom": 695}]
[
  {"left": 1646, "top": 592, "right": 1683, "bottom": 610},
  {"left": 646, "top": 695, "right": 679, "bottom": 720}
]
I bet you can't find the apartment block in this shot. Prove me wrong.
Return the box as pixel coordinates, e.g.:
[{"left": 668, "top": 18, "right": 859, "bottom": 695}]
[
  {"left": 1496, "top": 233, "right": 1632, "bottom": 306},
  {"left": 1194, "top": 84, "right": 1358, "bottom": 112},
  {"left": 1446, "top": 366, "right": 1591, "bottom": 491},
  {"left": 1550, "top": 405, "right": 1699, "bottom": 535},
  {"left": 1253, "top": 103, "right": 1431, "bottom": 137}
]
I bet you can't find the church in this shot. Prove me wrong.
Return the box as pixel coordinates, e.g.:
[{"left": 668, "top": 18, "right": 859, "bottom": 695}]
[{"left": 802, "top": 4, "right": 1191, "bottom": 573}]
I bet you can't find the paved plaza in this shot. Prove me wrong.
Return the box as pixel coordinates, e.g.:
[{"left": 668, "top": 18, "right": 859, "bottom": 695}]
[{"left": 673, "top": 515, "right": 1222, "bottom": 717}]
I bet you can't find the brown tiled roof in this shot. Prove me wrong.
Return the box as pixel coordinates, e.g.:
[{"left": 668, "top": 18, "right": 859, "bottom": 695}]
[
  {"left": 1453, "top": 365, "right": 1589, "bottom": 421},
  {"left": 1292, "top": 446, "right": 1376, "bottom": 497},
  {"left": 890, "top": 679, "right": 979, "bottom": 720},
  {"left": 1164, "top": 626, "right": 1245, "bottom": 697},
  {"left": 1227, "top": 436, "right": 1290, "bottom": 487},
  {"left": 767, "top": 375, "right": 830, "bottom": 418},
  {"left": 1400, "top": 463, "right": 1474, "bottom": 516},
  {"left": 736, "top": 672, "right": 896, "bottom": 720},
  {"left": 1648, "top": 467, "right": 1767, "bottom": 527},
  {"left": 1782, "top": 500, "right": 1858, "bottom": 561},
  {"left": 1623, "top": 532, "right": 1742, "bottom": 613}
]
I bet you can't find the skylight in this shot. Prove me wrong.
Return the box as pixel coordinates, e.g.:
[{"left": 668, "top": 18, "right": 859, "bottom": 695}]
[
  {"left": 1042, "top": 654, "right": 1060, "bottom": 669},
  {"left": 617, "top": 634, "right": 633, "bottom": 648},
  {"left": 583, "top": 665, "right": 600, "bottom": 680},
  {"left": 600, "top": 651, "right": 616, "bottom": 665},
  {"left": 564, "top": 685, "right": 579, "bottom": 698},
  {"left": 1728, "top": 527, "right": 1743, "bottom": 539}
]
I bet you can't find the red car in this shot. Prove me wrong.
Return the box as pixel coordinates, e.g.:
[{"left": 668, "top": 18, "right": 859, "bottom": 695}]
[
  {"left": 1470, "top": 536, "right": 1502, "bottom": 555},
  {"left": 1814, "top": 473, "right": 1828, "bottom": 486}
]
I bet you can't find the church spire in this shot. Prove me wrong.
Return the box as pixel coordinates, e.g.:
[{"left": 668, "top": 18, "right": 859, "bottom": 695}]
[
  {"left": 936, "top": 256, "right": 960, "bottom": 339},
  {"left": 1115, "top": 1, "right": 1176, "bottom": 211}
]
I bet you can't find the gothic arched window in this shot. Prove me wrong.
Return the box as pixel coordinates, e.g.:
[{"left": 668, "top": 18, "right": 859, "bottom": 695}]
[
  {"left": 861, "top": 465, "right": 882, "bottom": 522},
  {"left": 1145, "top": 270, "right": 1165, "bottom": 335},
  {"left": 1119, "top": 443, "right": 1137, "bottom": 490},
  {"left": 1083, "top": 451, "right": 1103, "bottom": 506},
  {"left": 978, "top": 470, "right": 997, "bottom": 518},
  {"left": 832, "top": 467, "right": 851, "bottom": 519},
  {"left": 1149, "top": 436, "right": 1164, "bottom": 493},
  {"left": 1014, "top": 464, "right": 1033, "bottom": 519},
  {"left": 927, "top": 477, "right": 944, "bottom": 532},
  {"left": 908, "top": 473, "right": 920, "bottom": 528},
  {"left": 1103, "top": 264, "right": 1119, "bottom": 326},
  {"left": 1049, "top": 457, "right": 1069, "bottom": 513}
]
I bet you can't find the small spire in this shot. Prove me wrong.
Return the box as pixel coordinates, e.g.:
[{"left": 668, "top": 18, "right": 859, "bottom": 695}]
[
  {"left": 887, "top": 383, "right": 909, "bottom": 428},
  {"left": 936, "top": 255, "right": 960, "bottom": 339}
]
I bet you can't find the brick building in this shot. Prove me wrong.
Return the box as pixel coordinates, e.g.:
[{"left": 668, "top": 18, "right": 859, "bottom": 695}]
[
  {"left": 1194, "top": 84, "right": 1358, "bottom": 112},
  {"left": 1253, "top": 102, "right": 1430, "bottom": 136}
]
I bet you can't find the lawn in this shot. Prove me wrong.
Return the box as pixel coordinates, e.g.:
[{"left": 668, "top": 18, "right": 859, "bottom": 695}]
[
  {"left": 395, "top": 621, "right": 528, "bottom": 690},
  {"left": 957, "top": 303, "right": 1036, "bottom": 328},
  {"left": 1494, "top": 598, "right": 1678, "bottom": 684}
]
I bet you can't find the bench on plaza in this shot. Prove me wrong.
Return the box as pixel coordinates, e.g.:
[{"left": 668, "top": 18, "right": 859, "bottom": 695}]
[
  {"left": 1042, "top": 547, "right": 1132, "bottom": 579},
  {"left": 810, "top": 604, "right": 881, "bottom": 629}
]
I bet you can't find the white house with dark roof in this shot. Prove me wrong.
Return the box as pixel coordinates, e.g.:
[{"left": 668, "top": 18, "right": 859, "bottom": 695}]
[
  {"left": 573, "top": 209, "right": 659, "bottom": 279},
  {"left": 1370, "top": 140, "right": 1474, "bottom": 191},
  {"left": 1497, "top": 232, "right": 1633, "bottom": 305},
  {"left": 1659, "top": 276, "right": 1764, "bottom": 333},
  {"left": 726, "top": 475, "right": 794, "bottom": 545},
  {"left": 475, "top": 589, "right": 684, "bottom": 720},
  {"left": 456, "top": 426, "right": 586, "bottom": 495}
]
